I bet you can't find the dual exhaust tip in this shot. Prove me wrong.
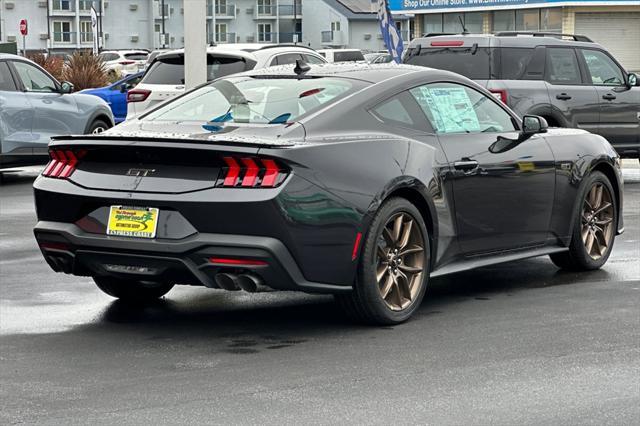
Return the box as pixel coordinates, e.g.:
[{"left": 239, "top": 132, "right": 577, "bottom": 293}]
[{"left": 214, "top": 272, "right": 268, "bottom": 293}]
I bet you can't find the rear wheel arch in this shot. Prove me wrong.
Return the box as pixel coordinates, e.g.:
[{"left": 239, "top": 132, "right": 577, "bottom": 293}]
[
  {"left": 373, "top": 186, "right": 438, "bottom": 271},
  {"left": 84, "top": 112, "right": 114, "bottom": 134}
]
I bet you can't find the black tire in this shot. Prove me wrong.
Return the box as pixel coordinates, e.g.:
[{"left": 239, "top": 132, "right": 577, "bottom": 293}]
[
  {"left": 550, "top": 171, "right": 617, "bottom": 271},
  {"left": 336, "top": 197, "right": 430, "bottom": 325},
  {"left": 86, "top": 119, "right": 110, "bottom": 135},
  {"left": 93, "top": 276, "right": 174, "bottom": 302}
]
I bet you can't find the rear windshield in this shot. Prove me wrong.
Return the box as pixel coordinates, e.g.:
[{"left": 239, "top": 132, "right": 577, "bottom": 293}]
[
  {"left": 404, "top": 47, "right": 492, "bottom": 79},
  {"left": 143, "top": 76, "right": 366, "bottom": 124},
  {"left": 124, "top": 53, "right": 148, "bottom": 60},
  {"left": 334, "top": 51, "right": 364, "bottom": 62},
  {"left": 141, "top": 55, "right": 249, "bottom": 85}
]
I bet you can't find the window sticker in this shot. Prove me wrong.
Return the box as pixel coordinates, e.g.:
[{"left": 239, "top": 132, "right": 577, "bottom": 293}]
[{"left": 415, "top": 86, "right": 480, "bottom": 134}]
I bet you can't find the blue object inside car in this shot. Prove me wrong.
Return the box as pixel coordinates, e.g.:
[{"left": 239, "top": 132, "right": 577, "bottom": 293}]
[{"left": 80, "top": 72, "right": 143, "bottom": 124}]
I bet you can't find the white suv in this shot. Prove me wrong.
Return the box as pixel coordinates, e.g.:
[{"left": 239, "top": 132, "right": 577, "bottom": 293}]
[
  {"left": 126, "top": 44, "right": 326, "bottom": 120},
  {"left": 100, "top": 50, "right": 149, "bottom": 78}
]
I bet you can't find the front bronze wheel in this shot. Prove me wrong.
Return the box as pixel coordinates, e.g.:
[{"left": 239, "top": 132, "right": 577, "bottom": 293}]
[
  {"left": 336, "top": 197, "right": 429, "bottom": 325},
  {"left": 550, "top": 171, "right": 617, "bottom": 271}
]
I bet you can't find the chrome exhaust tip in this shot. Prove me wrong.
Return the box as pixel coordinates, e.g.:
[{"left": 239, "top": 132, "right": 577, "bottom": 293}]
[
  {"left": 236, "top": 274, "right": 264, "bottom": 293},
  {"left": 214, "top": 273, "right": 240, "bottom": 291}
]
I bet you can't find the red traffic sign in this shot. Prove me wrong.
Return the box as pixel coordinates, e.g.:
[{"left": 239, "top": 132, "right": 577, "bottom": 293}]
[{"left": 19, "top": 19, "right": 28, "bottom": 36}]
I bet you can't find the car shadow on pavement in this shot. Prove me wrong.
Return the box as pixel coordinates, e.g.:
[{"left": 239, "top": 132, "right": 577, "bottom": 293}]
[{"left": 87, "top": 257, "right": 613, "bottom": 336}]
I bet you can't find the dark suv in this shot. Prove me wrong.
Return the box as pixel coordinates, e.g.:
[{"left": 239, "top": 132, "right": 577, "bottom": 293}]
[{"left": 403, "top": 32, "right": 640, "bottom": 158}]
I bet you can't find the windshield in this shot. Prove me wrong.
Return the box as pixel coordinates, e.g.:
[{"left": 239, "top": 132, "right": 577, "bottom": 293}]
[{"left": 143, "top": 76, "right": 364, "bottom": 124}]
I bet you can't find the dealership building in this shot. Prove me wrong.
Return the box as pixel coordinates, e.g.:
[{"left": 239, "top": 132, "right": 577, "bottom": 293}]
[{"left": 390, "top": 0, "right": 640, "bottom": 72}]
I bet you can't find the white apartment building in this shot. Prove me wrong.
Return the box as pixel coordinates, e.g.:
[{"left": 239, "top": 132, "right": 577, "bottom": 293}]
[{"left": 0, "top": 0, "right": 303, "bottom": 53}]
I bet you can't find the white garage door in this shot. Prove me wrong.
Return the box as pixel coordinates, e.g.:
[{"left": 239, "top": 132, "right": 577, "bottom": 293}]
[{"left": 575, "top": 12, "right": 640, "bottom": 72}]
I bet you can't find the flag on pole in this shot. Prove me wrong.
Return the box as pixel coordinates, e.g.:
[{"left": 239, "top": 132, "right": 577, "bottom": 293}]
[
  {"left": 90, "top": 5, "right": 99, "bottom": 54},
  {"left": 377, "top": 0, "right": 404, "bottom": 64}
]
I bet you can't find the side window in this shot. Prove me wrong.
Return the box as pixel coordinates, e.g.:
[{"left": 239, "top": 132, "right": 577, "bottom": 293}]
[
  {"left": 579, "top": 49, "right": 624, "bottom": 86},
  {"left": 303, "top": 54, "right": 325, "bottom": 65},
  {"left": 271, "top": 53, "right": 303, "bottom": 66},
  {"left": 0, "top": 62, "right": 17, "bottom": 91},
  {"left": 12, "top": 61, "right": 58, "bottom": 93},
  {"left": 545, "top": 48, "right": 582, "bottom": 85},
  {"left": 370, "top": 91, "right": 434, "bottom": 132},
  {"left": 409, "top": 83, "right": 517, "bottom": 134}
]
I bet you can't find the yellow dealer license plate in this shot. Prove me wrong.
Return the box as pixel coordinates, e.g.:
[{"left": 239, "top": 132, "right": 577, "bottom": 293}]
[{"left": 107, "top": 206, "right": 159, "bottom": 239}]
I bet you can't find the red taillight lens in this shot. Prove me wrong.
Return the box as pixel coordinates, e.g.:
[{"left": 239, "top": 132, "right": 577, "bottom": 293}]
[
  {"left": 119, "top": 60, "right": 135, "bottom": 65},
  {"left": 127, "top": 89, "right": 151, "bottom": 103},
  {"left": 219, "top": 156, "right": 287, "bottom": 188},
  {"left": 489, "top": 89, "right": 508, "bottom": 104},
  {"left": 430, "top": 40, "right": 464, "bottom": 47},
  {"left": 42, "top": 148, "right": 86, "bottom": 179}
]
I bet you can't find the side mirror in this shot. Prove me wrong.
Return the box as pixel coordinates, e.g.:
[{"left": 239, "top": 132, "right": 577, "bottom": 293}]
[
  {"left": 522, "top": 115, "right": 548, "bottom": 136},
  {"left": 628, "top": 73, "right": 639, "bottom": 87},
  {"left": 60, "top": 81, "right": 74, "bottom": 94}
]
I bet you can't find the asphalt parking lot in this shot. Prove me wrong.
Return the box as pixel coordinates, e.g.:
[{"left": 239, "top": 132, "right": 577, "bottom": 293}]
[{"left": 1, "top": 163, "right": 639, "bottom": 425}]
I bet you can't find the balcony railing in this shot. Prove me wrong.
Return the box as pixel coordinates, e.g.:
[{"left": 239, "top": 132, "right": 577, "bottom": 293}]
[
  {"left": 215, "top": 32, "right": 237, "bottom": 43},
  {"left": 52, "top": 31, "right": 75, "bottom": 44},
  {"left": 52, "top": 0, "right": 75, "bottom": 13},
  {"left": 278, "top": 2, "right": 302, "bottom": 17},
  {"left": 256, "top": 31, "right": 277, "bottom": 43},
  {"left": 279, "top": 32, "right": 302, "bottom": 43},
  {"left": 207, "top": 4, "right": 236, "bottom": 18},
  {"left": 80, "top": 32, "right": 94, "bottom": 44},
  {"left": 255, "top": 4, "right": 277, "bottom": 18}
]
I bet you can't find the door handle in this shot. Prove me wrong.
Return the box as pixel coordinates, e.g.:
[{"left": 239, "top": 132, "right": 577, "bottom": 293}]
[
  {"left": 602, "top": 93, "right": 616, "bottom": 101},
  {"left": 454, "top": 160, "right": 479, "bottom": 171},
  {"left": 555, "top": 93, "right": 572, "bottom": 100}
]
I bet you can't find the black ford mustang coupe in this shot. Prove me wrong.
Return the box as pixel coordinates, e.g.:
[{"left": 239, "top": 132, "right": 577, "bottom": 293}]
[{"left": 33, "top": 63, "right": 623, "bottom": 324}]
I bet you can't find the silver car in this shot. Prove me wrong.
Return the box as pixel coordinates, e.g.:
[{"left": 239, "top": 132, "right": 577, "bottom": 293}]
[{"left": 0, "top": 53, "right": 114, "bottom": 168}]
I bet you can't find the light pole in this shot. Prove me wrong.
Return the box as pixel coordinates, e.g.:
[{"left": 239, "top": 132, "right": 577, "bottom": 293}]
[{"left": 161, "top": 0, "right": 166, "bottom": 48}]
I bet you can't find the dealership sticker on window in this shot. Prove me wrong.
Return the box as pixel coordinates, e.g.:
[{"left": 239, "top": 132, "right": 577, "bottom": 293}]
[{"left": 416, "top": 86, "right": 480, "bottom": 134}]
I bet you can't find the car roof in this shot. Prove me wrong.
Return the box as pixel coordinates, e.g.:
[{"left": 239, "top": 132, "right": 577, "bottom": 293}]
[
  {"left": 317, "top": 49, "right": 362, "bottom": 53},
  {"left": 155, "top": 44, "right": 323, "bottom": 62},
  {"left": 408, "top": 33, "right": 602, "bottom": 49},
  {"left": 236, "top": 62, "right": 426, "bottom": 84},
  {"left": 0, "top": 53, "right": 24, "bottom": 60},
  {"left": 101, "top": 50, "right": 149, "bottom": 55}
]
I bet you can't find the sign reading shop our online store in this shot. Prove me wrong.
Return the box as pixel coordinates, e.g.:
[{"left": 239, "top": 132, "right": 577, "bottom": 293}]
[{"left": 388, "top": 0, "right": 627, "bottom": 12}]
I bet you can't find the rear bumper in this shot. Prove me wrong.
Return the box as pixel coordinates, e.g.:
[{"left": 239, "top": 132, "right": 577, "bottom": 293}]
[{"left": 34, "top": 221, "right": 351, "bottom": 294}]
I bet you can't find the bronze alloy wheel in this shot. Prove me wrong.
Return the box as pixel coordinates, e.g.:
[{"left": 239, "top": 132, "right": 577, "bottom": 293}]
[
  {"left": 375, "top": 212, "right": 425, "bottom": 311},
  {"left": 581, "top": 182, "right": 615, "bottom": 260}
]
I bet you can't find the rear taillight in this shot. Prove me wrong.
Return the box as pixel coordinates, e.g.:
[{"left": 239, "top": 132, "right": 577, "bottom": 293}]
[
  {"left": 489, "top": 89, "right": 508, "bottom": 104},
  {"left": 42, "top": 149, "right": 86, "bottom": 179},
  {"left": 219, "top": 156, "right": 288, "bottom": 188},
  {"left": 127, "top": 89, "right": 151, "bottom": 103},
  {"left": 119, "top": 60, "right": 135, "bottom": 65}
]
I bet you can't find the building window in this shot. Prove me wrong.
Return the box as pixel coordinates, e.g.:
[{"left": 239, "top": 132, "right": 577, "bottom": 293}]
[
  {"left": 257, "top": 0, "right": 272, "bottom": 16},
  {"left": 516, "top": 9, "right": 540, "bottom": 31},
  {"left": 492, "top": 8, "right": 562, "bottom": 33},
  {"left": 331, "top": 21, "right": 341, "bottom": 32},
  {"left": 492, "top": 10, "right": 515, "bottom": 32},
  {"left": 53, "top": 0, "right": 72, "bottom": 11},
  {"left": 424, "top": 12, "right": 484, "bottom": 35},
  {"left": 80, "top": 20, "right": 93, "bottom": 43},
  {"left": 258, "top": 23, "right": 272, "bottom": 42},
  {"left": 215, "top": 23, "right": 228, "bottom": 42},
  {"left": 79, "top": 0, "right": 93, "bottom": 11},
  {"left": 215, "top": 0, "right": 227, "bottom": 15},
  {"left": 541, "top": 8, "right": 562, "bottom": 32},
  {"left": 53, "top": 21, "right": 72, "bottom": 43}
]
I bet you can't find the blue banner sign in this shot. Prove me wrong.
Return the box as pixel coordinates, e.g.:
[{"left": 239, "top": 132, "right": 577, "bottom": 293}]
[{"left": 389, "top": 0, "right": 639, "bottom": 13}]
